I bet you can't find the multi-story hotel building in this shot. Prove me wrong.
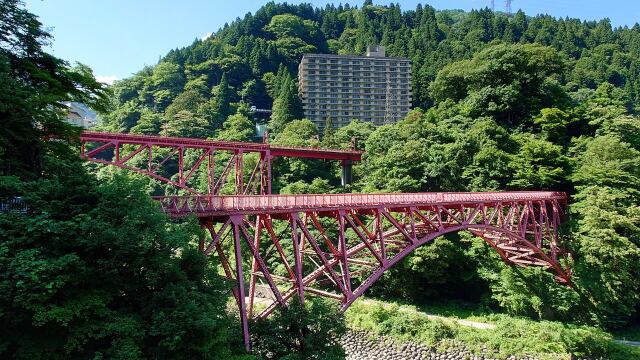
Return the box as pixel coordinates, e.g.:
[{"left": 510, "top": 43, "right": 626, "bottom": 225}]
[{"left": 298, "top": 45, "right": 411, "bottom": 130}]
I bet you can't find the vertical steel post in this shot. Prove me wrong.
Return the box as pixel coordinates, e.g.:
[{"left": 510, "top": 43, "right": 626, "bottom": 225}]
[
  {"left": 266, "top": 150, "right": 272, "bottom": 194},
  {"left": 207, "top": 150, "right": 214, "bottom": 195},
  {"left": 291, "top": 213, "right": 305, "bottom": 303},
  {"left": 338, "top": 210, "right": 351, "bottom": 294},
  {"left": 258, "top": 151, "right": 265, "bottom": 195},
  {"left": 552, "top": 200, "right": 559, "bottom": 262},
  {"left": 147, "top": 146, "right": 152, "bottom": 171},
  {"left": 178, "top": 146, "right": 184, "bottom": 185},
  {"left": 235, "top": 150, "right": 244, "bottom": 194},
  {"left": 248, "top": 216, "right": 263, "bottom": 318},
  {"left": 341, "top": 160, "right": 353, "bottom": 186},
  {"left": 376, "top": 209, "right": 386, "bottom": 263},
  {"left": 536, "top": 201, "right": 544, "bottom": 248},
  {"left": 231, "top": 216, "right": 250, "bottom": 352},
  {"left": 521, "top": 201, "right": 530, "bottom": 239}
]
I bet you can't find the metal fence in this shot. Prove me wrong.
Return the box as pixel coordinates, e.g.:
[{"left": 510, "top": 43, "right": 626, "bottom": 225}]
[{"left": 0, "top": 197, "right": 28, "bottom": 214}]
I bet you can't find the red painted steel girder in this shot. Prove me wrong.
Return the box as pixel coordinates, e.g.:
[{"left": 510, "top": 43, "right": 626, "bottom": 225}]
[
  {"left": 80, "top": 131, "right": 363, "bottom": 161},
  {"left": 195, "top": 193, "right": 569, "bottom": 350},
  {"left": 154, "top": 191, "right": 567, "bottom": 217},
  {"left": 80, "top": 131, "right": 361, "bottom": 195}
]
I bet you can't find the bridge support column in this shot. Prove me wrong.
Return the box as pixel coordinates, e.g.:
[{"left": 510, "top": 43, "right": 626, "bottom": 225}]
[
  {"left": 341, "top": 160, "right": 353, "bottom": 186},
  {"left": 290, "top": 213, "right": 305, "bottom": 304},
  {"left": 231, "top": 215, "right": 251, "bottom": 352},
  {"left": 261, "top": 151, "right": 272, "bottom": 194},
  {"left": 248, "top": 217, "right": 263, "bottom": 318},
  {"left": 198, "top": 233, "right": 205, "bottom": 252}
]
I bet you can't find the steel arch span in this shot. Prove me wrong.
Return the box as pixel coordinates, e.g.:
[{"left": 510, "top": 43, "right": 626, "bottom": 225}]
[{"left": 155, "top": 191, "right": 570, "bottom": 350}]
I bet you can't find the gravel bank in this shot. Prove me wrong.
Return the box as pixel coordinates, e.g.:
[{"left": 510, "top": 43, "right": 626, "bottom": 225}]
[{"left": 339, "top": 330, "right": 546, "bottom": 360}]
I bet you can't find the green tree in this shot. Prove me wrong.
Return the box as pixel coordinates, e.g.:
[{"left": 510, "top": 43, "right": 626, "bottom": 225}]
[
  {"left": 570, "top": 135, "right": 640, "bottom": 326},
  {"left": 508, "top": 134, "right": 567, "bottom": 189},
  {"left": 0, "top": 3, "right": 247, "bottom": 357},
  {"left": 265, "top": 14, "right": 308, "bottom": 39},
  {"left": 251, "top": 299, "right": 346, "bottom": 360},
  {"left": 533, "top": 107, "right": 572, "bottom": 143},
  {"left": 150, "top": 62, "right": 185, "bottom": 111},
  {"left": 130, "top": 108, "right": 163, "bottom": 135},
  {"left": 209, "top": 73, "right": 236, "bottom": 129},
  {"left": 321, "top": 117, "right": 337, "bottom": 148},
  {"left": 0, "top": 0, "right": 107, "bottom": 179},
  {"left": 430, "top": 43, "right": 569, "bottom": 126},
  {"left": 269, "top": 74, "right": 303, "bottom": 134},
  {"left": 280, "top": 178, "right": 333, "bottom": 194},
  {"left": 164, "top": 110, "right": 211, "bottom": 138},
  {"left": 273, "top": 119, "right": 319, "bottom": 147},
  {"left": 271, "top": 120, "right": 336, "bottom": 192},
  {"left": 461, "top": 118, "right": 513, "bottom": 191},
  {"left": 164, "top": 89, "right": 206, "bottom": 123},
  {"left": 333, "top": 119, "right": 376, "bottom": 150},
  {"left": 0, "top": 171, "right": 245, "bottom": 359},
  {"left": 216, "top": 112, "right": 255, "bottom": 142}
]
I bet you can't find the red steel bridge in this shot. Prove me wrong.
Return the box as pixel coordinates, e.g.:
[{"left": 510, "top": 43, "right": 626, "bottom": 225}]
[{"left": 80, "top": 131, "right": 570, "bottom": 351}]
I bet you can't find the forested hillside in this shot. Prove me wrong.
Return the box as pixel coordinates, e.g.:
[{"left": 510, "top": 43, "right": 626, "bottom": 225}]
[
  {"left": 2, "top": 0, "right": 640, "bottom": 357},
  {"left": 97, "top": 1, "right": 640, "bottom": 332},
  {"left": 101, "top": 0, "right": 640, "bottom": 135}
]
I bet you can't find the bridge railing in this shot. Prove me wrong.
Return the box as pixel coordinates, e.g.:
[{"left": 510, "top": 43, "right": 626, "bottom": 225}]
[{"left": 154, "top": 191, "right": 566, "bottom": 215}]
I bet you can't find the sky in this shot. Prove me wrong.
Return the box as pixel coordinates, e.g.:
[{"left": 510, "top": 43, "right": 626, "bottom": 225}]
[{"left": 25, "top": 0, "right": 640, "bottom": 84}]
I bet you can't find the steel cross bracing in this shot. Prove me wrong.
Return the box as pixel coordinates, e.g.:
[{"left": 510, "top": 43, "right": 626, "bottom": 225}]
[
  {"left": 156, "top": 191, "right": 570, "bottom": 351},
  {"left": 80, "top": 131, "right": 362, "bottom": 195}
]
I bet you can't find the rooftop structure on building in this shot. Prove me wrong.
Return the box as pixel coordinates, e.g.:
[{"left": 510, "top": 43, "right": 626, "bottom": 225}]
[
  {"left": 64, "top": 102, "right": 97, "bottom": 129},
  {"left": 298, "top": 45, "right": 411, "bottom": 130}
]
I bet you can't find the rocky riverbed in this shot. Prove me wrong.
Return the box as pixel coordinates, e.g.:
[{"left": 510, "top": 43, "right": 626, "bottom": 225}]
[{"left": 339, "top": 330, "right": 546, "bottom": 360}]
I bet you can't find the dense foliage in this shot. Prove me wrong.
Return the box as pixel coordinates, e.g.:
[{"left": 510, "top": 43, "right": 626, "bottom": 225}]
[
  {"left": 252, "top": 299, "right": 347, "bottom": 360},
  {"left": 99, "top": 0, "right": 640, "bottom": 333},
  {"left": 346, "top": 299, "right": 640, "bottom": 360},
  {"left": 0, "top": 1, "right": 252, "bottom": 358},
  {"left": 0, "top": 0, "right": 107, "bottom": 179},
  {"left": 0, "top": 168, "right": 246, "bottom": 359},
  {"left": 101, "top": 1, "right": 640, "bottom": 138},
  {"left": 4, "top": 0, "right": 640, "bottom": 358}
]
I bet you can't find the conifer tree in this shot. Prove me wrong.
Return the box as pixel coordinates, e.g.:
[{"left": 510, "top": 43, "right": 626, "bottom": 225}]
[
  {"left": 210, "top": 73, "right": 235, "bottom": 129},
  {"left": 269, "top": 74, "right": 303, "bottom": 134}
]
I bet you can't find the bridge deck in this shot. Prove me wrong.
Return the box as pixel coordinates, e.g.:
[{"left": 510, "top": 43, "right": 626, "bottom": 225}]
[{"left": 155, "top": 191, "right": 566, "bottom": 217}]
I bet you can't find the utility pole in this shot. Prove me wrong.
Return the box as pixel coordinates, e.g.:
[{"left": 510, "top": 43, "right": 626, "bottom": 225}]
[
  {"left": 505, "top": 0, "right": 513, "bottom": 15},
  {"left": 491, "top": 0, "right": 495, "bottom": 11}
]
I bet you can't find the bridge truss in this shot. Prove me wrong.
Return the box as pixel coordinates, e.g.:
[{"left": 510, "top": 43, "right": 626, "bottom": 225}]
[
  {"left": 156, "top": 192, "right": 570, "bottom": 350},
  {"left": 79, "top": 131, "right": 570, "bottom": 352},
  {"left": 80, "top": 131, "right": 362, "bottom": 195}
]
